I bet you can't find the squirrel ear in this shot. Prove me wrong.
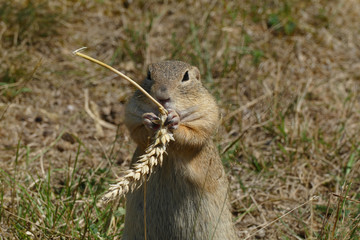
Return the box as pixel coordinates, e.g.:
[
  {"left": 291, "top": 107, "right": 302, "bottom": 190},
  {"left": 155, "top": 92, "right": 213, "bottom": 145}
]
[{"left": 191, "top": 66, "right": 201, "bottom": 81}]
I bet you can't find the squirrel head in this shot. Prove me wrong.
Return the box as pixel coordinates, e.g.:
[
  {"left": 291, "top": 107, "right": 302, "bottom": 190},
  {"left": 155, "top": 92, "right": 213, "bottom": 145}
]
[{"left": 141, "top": 60, "right": 205, "bottom": 112}]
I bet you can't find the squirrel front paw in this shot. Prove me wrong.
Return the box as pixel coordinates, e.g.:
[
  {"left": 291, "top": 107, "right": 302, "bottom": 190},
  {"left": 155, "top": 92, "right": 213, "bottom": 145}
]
[
  {"left": 165, "top": 109, "right": 180, "bottom": 130},
  {"left": 142, "top": 109, "right": 180, "bottom": 131},
  {"left": 143, "top": 112, "right": 161, "bottom": 131}
]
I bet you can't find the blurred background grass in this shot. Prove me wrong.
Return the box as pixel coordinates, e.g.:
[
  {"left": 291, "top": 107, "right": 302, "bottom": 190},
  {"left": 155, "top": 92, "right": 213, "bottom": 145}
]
[{"left": 0, "top": 0, "right": 359, "bottom": 239}]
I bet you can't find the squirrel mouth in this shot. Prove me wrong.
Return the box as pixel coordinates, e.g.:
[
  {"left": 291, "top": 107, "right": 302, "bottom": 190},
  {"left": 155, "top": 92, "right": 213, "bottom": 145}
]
[{"left": 157, "top": 98, "right": 172, "bottom": 110}]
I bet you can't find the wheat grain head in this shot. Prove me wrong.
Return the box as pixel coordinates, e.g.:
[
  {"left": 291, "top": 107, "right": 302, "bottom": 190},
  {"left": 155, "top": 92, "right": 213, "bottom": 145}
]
[{"left": 102, "top": 114, "right": 174, "bottom": 202}]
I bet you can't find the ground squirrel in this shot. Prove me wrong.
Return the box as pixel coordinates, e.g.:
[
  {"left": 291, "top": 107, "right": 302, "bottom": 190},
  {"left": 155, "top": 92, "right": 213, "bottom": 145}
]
[{"left": 123, "top": 60, "right": 236, "bottom": 239}]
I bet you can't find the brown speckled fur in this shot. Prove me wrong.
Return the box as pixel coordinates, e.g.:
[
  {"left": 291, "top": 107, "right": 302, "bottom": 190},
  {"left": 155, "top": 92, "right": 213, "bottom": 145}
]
[{"left": 123, "top": 60, "right": 236, "bottom": 240}]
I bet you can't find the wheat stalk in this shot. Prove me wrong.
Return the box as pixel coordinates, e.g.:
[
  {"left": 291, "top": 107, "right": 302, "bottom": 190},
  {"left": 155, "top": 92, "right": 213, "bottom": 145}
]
[
  {"left": 73, "top": 47, "right": 167, "bottom": 116},
  {"left": 73, "top": 48, "right": 174, "bottom": 202}
]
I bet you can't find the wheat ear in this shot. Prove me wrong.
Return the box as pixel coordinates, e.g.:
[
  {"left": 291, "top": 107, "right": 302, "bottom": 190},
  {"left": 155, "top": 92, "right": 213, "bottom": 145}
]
[
  {"left": 102, "top": 114, "right": 174, "bottom": 202},
  {"left": 73, "top": 48, "right": 174, "bottom": 202}
]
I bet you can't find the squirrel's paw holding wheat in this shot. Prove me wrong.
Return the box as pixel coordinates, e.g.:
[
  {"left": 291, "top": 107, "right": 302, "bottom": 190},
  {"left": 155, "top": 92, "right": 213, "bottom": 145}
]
[
  {"left": 143, "top": 112, "right": 161, "bottom": 131},
  {"left": 164, "top": 109, "right": 180, "bottom": 130},
  {"left": 143, "top": 109, "right": 180, "bottom": 131}
]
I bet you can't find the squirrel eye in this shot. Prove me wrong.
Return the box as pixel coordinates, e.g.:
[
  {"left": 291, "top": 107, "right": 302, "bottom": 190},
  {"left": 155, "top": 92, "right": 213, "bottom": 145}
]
[
  {"left": 182, "top": 71, "right": 189, "bottom": 82},
  {"left": 147, "top": 70, "right": 152, "bottom": 80}
]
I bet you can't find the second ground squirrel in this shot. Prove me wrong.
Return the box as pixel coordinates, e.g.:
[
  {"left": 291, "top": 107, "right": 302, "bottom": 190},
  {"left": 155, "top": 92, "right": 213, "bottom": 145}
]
[{"left": 123, "top": 60, "right": 236, "bottom": 239}]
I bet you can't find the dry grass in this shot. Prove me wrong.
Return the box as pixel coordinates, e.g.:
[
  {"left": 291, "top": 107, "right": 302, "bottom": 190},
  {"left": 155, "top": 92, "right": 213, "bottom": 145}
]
[{"left": 0, "top": 0, "right": 359, "bottom": 239}]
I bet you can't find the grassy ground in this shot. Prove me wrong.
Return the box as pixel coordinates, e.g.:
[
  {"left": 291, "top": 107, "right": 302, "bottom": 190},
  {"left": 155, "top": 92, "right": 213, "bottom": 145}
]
[{"left": 0, "top": 0, "right": 359, "bottom": 239}]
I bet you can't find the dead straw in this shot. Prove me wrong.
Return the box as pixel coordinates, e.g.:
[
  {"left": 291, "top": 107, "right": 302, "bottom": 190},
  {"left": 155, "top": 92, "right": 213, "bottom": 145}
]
[{"left": 244, "top": 196, "right": 319, "bottom": 240}]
